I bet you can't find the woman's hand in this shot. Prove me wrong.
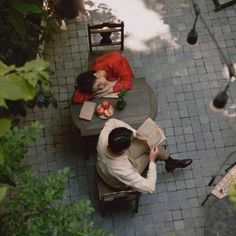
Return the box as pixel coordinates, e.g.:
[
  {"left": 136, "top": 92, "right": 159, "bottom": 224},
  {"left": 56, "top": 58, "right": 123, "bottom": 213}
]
[{"left": 94, "top": 81, "right": 116, "bottom": 98}]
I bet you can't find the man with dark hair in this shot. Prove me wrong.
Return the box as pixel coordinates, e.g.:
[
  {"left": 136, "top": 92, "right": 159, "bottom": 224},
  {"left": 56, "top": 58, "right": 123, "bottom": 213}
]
[
  {"left": 97, "top": 119, "right": 193, "bottom": 193},
  {"left": 72, "top": 51, "right": 134, "bottom": 104}
]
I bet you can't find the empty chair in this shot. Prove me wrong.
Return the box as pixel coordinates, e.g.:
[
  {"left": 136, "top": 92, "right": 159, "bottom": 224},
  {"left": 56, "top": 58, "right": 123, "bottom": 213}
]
[{"left": 87, "top": 21, "right": 124, "bottom": 68}]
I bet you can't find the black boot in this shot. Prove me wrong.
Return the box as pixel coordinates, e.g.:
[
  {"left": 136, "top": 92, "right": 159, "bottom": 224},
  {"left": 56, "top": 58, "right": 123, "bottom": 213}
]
[{"left": 165, "top": 156, "right": 192, "bottom": 173}]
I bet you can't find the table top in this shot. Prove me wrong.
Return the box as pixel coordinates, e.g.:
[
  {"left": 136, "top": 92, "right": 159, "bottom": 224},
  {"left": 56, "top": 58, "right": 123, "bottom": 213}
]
[{"left": 70, "top": 77, "right": 158, "bottom": 136}]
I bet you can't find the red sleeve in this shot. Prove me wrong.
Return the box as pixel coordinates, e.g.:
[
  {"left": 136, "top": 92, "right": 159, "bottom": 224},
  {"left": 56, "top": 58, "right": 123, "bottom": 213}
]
[
  {"left": 92, "top": 51, "right": 134, "bottom": 92},
  {"left": 112, "top": 76, "right": 133, "bottom": 92},
  {"left": 72, "top": 89, "right": 94, "bottom": 104}
]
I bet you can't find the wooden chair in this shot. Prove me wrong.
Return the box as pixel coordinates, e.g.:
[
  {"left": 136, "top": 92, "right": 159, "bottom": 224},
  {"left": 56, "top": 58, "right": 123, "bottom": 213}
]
[
  {"left": 87, "top": 21, "right": 124, "bottom": 68},
  {"left": 95, "top": 163, "right": 141, "bottom": 216}
]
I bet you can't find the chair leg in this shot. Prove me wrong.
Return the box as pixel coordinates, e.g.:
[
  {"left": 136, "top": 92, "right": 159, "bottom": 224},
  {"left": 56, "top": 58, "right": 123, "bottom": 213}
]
[{"left": 133, "top": 192, "right": 141, "bottom": 213}]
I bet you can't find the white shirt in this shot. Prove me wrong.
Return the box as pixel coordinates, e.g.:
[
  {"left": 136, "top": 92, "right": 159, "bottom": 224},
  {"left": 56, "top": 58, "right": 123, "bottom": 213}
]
[{"left": 97, "top": 118, "right": 157, "bottom": 193}]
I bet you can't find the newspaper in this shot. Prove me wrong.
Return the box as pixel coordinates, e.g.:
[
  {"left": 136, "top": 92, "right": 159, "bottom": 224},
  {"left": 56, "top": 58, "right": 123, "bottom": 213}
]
[
  {"left": 137, "top": 117, "right": 166, "bottom": 148},
  {"left": 79, "top": 101, "right": 96, "bottom": 121}
]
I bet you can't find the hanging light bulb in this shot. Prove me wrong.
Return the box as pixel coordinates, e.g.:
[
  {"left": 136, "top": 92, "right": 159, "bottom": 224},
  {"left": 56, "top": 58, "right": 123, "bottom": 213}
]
[
  {"left": 187, "top": 1, "right": 236, "bottom": 115},
  {"left": 187, "top": 3, "right": 200, "bottom": 45},
  {"left": 213, "top": 89, "right": 229, "bottom": 109}
]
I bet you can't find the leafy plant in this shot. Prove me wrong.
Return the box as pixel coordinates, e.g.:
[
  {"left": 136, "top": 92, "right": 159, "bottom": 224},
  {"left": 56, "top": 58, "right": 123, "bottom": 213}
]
[
  {"left": 0, "top": 0, "right": 61, "bottom": 66},
  {"left": 117, "top": 88, "right": 128, "bottom": 101},
  {"left": 0, "top": 118, "right": 12, "bottom": 201},
  {"left": 0, "top": 121, "right": 43, "bottom": 186},
  {"left": 116, "top": 88, "right": 128, "bottom": 110},
  {"left": 0, "top": 168, "right": 107, "bottom": 236},
  {"left": 0, "top": 121, "right": 107, "bottom": 235},
  {"left": 229, "top": 183, "right": 236, "bottom": 206},
  {"left": 6, "top": 0, "right": 43, "bottom": 40},
  {"left": 0, "top": 59, "right": 57, "bottom": 116}
]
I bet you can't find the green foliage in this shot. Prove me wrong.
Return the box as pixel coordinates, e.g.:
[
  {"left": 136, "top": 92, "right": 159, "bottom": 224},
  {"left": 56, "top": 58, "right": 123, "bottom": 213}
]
[
  {"left": 0, "top": 120, "right": 42, "bottom": 189},
  {"left": 0, "top": 101, "right": 106, "bottom": 236},
  {"left": 0, "top": 184, "right": 7, "bottom": 202},
  {"left": 117, "top": 88, "right": 128, "bottom": 101},
  {"left": 0, "top": 168, "right": 107, "bottom": 236},
  {"left": 0, "top": 59, "right": 57, "bottom": 114},
  {"left": 229, "top": 183, "right": 236, "bottom": 206},
  {"left": 0, "top": 119, "right": 11, "bottom": 138},
  {"left": 0, "top": 121, "right": 43, "bottom": 182},
  {"left": 0, "top": 0, "right": 60, "bottom": 66},
  {"left": 0, "top": 118, "right": 12, "bottom": 178},
  {"left": 7, "top": 0, "right": 42, "bottom": 40}
]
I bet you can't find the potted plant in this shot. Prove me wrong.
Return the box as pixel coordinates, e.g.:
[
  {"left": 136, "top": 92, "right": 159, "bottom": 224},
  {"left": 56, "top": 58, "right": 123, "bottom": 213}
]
[{"left": 116, "top": 88, "right": 128, "bottom": 110}]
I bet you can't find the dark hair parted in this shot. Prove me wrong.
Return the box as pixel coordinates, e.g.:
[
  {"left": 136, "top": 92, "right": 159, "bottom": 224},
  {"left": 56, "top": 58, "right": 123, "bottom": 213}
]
[
  {"left": 108, "top": 127, "right": 133, "bottom": 154},
  {"left": 76, "top": 70, "right": 96, "bottom": 94}
]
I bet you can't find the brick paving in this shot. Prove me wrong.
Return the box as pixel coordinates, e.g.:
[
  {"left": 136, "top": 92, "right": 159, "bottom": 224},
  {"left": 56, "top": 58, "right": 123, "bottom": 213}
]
[{"left": 25, "top": 0, "right": 236, "bottom": 235}]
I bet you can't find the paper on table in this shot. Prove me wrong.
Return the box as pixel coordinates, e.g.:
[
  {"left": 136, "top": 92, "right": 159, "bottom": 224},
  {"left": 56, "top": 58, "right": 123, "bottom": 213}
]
[
  {"left": 79, "top": 101, "right": 96, "bottom": 121},
  {"left": 103, "top": 92, "right": 118, "bottom": 98}
]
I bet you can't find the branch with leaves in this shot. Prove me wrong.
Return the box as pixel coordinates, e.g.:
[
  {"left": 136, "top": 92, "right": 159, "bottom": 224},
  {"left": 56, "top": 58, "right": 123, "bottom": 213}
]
[
  {"left": 0, "top": 168, "right": 107, "bottom": 236},
  {"left": 0, "top": 59, "right": 57, "bottom": 116}
]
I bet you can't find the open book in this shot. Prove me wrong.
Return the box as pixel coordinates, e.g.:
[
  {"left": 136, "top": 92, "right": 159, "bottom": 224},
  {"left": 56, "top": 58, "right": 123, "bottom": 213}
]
[{"left": 137, "top": 117, "right": 166, "bottom": 148}]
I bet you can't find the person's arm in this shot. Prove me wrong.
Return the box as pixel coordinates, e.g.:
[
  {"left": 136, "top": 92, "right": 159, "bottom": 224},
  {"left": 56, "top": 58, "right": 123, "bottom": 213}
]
[
  {"left": 92, "top": 52, "right": 134, "bottom": 93},
  {"left": 94, "top": 81, "right": 116, "bottom": 98},
  {"left": 112, "top": 146, "right": 159, "bottom": 193},
  {"left": 111, "top": 54, "right": 134, "bottom": 92},
  {"left": 114, "top": 161, "right": 157, "bottom": 193},
  {"left": 72, "top": 89, "right": 94, "bottom": 104},
  {"left": 112, "top": 78, "right": 133, "bottom": 92}
]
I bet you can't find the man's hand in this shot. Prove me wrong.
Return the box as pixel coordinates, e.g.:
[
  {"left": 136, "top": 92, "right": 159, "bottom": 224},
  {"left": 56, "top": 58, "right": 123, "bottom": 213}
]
[
  {"left": 149, "top": 146, "right": 159, "bottom": 162},
  {"left": 135, "top": 133, "right": 147, "bottom": 141}
]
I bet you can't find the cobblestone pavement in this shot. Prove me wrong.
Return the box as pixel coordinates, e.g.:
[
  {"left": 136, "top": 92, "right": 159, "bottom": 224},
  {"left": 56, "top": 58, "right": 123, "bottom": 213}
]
[{"left": 25, "top": 0, "right": 236, "bottom": 235}]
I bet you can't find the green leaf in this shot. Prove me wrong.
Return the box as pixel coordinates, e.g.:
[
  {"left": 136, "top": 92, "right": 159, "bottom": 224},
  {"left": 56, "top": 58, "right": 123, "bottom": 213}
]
[
  {"left": 229, "top": 184, "right": 236, "bottom": 206},
  {"left": 22, "top": 72, "right": 40, "bottom": 86},
  {"left": 0, "top": 95, "right": 7, "bottom": 107},
  {"left": 24, "top": 60, "right": 50, "bottom": 72},
  {"left": 38, "top": 71, "right": 50, "bottom": 80},
  {"left": 0, "top": 119, "right": 11, "bottom": 137},
  {"left": 0, "top": 61, "right": 16, "bottom": 76},
  {"left": 0, "top": 185, "right": 7, "bottom": 202},
  {"left": 41, "top": 80, "right": 50, "bottom": 91},
  {"left": 12, "top": 0, "right": 42, "bottom": 14},
  {"left": 0, "top": 75, "right": 36, "bottom": 105},
  {"left": 0, "top": 146, "right": 4, "bottom": 165},
  {"left": 0, "top": 61, "right": 7, "bottom": 75},
  {"left": 8, "top": 8, "right": 27, "bottom": 39}
]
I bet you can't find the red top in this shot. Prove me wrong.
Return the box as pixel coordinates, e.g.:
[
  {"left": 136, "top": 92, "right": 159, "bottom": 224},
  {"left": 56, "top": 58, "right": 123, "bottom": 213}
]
[{"left": 72, "top": 51, "right": 134, "bottom": 104}]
